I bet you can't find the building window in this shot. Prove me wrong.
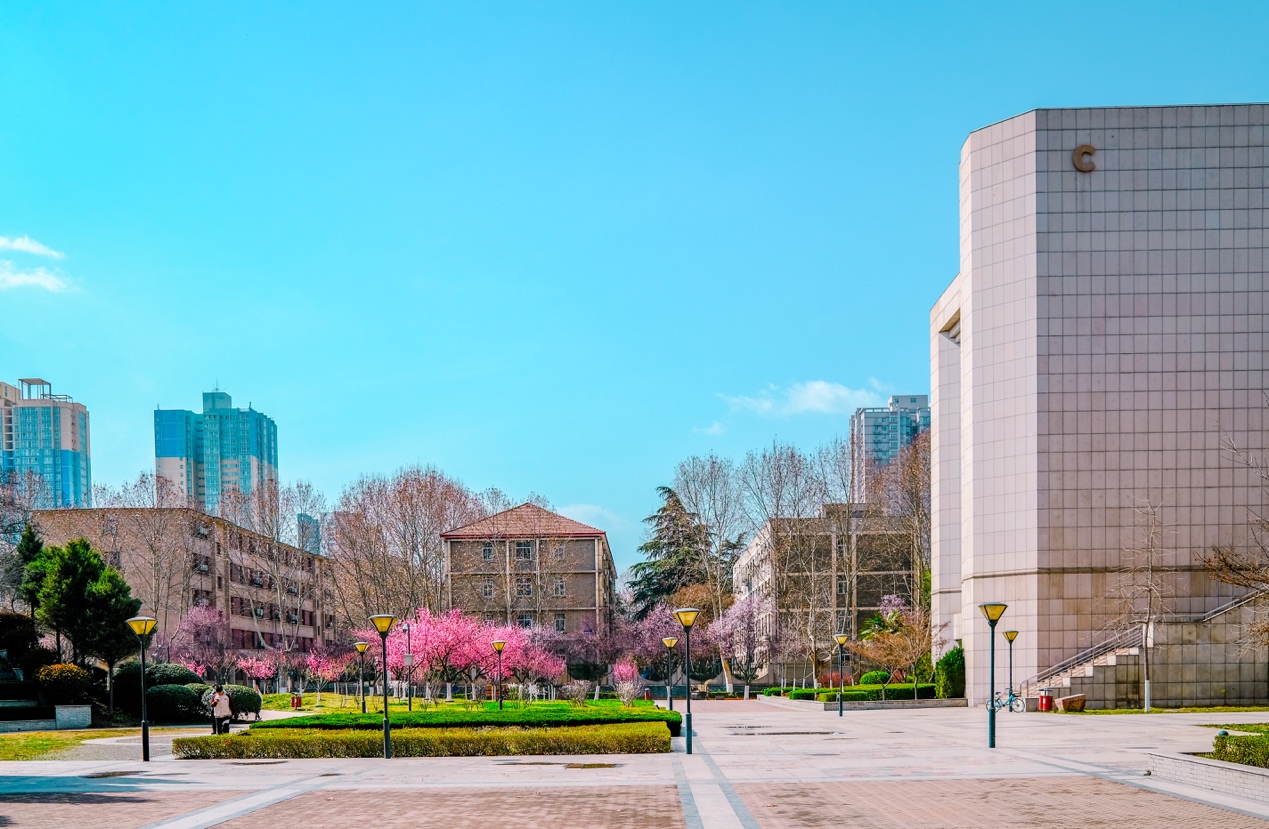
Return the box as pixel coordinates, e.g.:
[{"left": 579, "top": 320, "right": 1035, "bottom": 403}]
[
  {"left": 553, "top": 577, "right": 566, "bottom": 597},
  {"left": 517, "top": 613, "right": 534, "bottom": 628},
  {"left": 837, "top": 576, "right": 849, "bottom": 595},
  {"left": 555, "top": 613, "right": 567, "bottom": 632},
  {"left": 482, "top": 542, "right": 494, "bottom": 561},
  {"left": 515, "top": 541, "right": 533, "bottom": 560},
  {"left": 481, "top": 579, "right": 495, "bottom": 599},
  {"left": 515, "top": 577, "right": 532, "bottom": 597}
]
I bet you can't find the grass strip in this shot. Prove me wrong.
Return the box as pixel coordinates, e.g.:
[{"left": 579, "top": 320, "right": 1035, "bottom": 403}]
[
  {"left": 174, "top": 722, "right": 670, "bottom": 759},
  {"left": 0, "top": 729, "right": 140, "bottom": 761},
  {"left": 253, "top": 703, "right": 682, "bottom": 736}
]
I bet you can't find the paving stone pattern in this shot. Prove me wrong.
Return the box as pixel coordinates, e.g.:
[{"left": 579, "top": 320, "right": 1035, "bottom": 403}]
[{"left": 0, "top": 789, "right": 237, "bottom": 828}]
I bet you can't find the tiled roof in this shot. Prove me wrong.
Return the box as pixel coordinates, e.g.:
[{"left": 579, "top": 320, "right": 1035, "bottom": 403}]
[{"left": 441, "top": 503, "right": 607, "bottom": 539}]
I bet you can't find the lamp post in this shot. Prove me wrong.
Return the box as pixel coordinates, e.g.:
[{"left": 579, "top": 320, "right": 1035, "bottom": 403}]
[
  {"left": 1003, "top": 630, "right": 1018, "bottom": 695},
  {"left": 979, "top": 602, "right": 1008, "bottom": 748},
  {"left": 662, "top": 637, "right": 678, "bottom": 712},
  {"left": 674, "top": 608, "right": 700, "bottom": 755},
  {"left": 369, "top": 615, "right": 396, "bottom": 759},
  {"left": 125, "top": 616, "right": 157, "bottom": 762},
  {"left": 354, "top": 641, "right": 369, "bottom": 714},
  {"left": 492, "top": 640, "right": 506, "bottom": 711},
  {"left": 834, "top": 633, "right": 849, "bottom": 717},
  {"left": 403, "top": 622, "right": 413, "bottom": 712}
]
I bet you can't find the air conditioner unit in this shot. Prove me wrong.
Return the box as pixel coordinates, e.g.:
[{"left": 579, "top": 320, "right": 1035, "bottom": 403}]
[
  {"left": 197, "top": 564, "right": 209, "bottom": 573},
  {"left": 286, "top": 586, "right": 298, "bottom": 594},
  {"left": 254, "top": 608, "right": 264, "bottom": 617},
  {"left": 288, "top": 614, "right": 299, "bottom": 623},
  {"left": 251, "top": 577, "right": 264, "bottom": 586}
]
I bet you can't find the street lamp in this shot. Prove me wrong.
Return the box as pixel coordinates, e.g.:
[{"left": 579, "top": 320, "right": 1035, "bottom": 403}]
[
  {"left": 662, "top": 637, "right": 678, "bottom": 712},
  {"left": 1003, "top": 630, "right": 1018, "bottom": 696},
  {"left": 674, "top": 607, "right": 700, "bottom": 755},
  {"left": 369, "top": 615, "right": 396, "bottom": 758},
  {"left": 354, "top": 641, "right": 370, "bottom": 714},
  {"left": 492, "top": 640, "right": 506, "bottom": 711},
  {"left": 834, "top": 633, "right": 849, "bottom": 717},
  {"left": 125, "top": 616, "right": 157, "bottom": 762},
  {"left": 979, "top": 602, "right": 1008, "bottom": 748}
]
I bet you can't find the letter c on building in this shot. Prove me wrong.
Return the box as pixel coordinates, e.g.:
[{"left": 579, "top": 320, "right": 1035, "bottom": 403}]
[{"left": 1072, "top": 144, "right": 1096, "bottom": 172}]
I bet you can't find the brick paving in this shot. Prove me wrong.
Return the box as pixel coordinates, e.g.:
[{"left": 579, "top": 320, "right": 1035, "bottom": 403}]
[
  {"left": 216, "top": 786, "right": 687, "bottom": 829},
  {"left": 737, "top": 777, "right": 1269, "bottom": 828},
  {"left": 0, "top": 789, "right": 237, "bottom": 829}
]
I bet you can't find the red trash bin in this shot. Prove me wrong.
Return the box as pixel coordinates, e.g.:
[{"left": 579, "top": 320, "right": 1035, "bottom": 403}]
[
  {"left": 1037, "top": 687, "right": 1053, "bottom": 712},
  {"left": 291, "top": 692, "right": 303, "bottom": 709}
]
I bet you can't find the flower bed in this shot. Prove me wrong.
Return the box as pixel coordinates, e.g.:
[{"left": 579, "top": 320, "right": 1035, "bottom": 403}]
[
  {"left": 252, "top": 703, "right": 682, "bottom": 736},
  {"left": 173, "top": 722, "right": 670, "bottom": 759}
]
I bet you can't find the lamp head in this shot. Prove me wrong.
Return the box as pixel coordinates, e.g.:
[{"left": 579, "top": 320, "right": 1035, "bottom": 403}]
[
  {"left": 835, "top": 633, "right": 849, "bottom": 647},
  {"left": 492, "top": 640, "right": 505, "bottom": 653},
  {"left": 978, "top": 602, "right": 1008, "bottom": 624},
  {"left": 126, "top": 616, "right": 157, "bottom": 637},
  {"left": 1003, "top": 630, "right": 1019, "bottom": 642},
  {"left": 354, "top": 641, "right": 370, "bottom": 654},
  {"left": 369, "top": 614, "right": 396, "bottom": 635},
  {"left": 673, "top": 607, "right": 701, "bottom": 629},
  {"left": 662, "top": 636, "right": 678, "bottom": 649}
]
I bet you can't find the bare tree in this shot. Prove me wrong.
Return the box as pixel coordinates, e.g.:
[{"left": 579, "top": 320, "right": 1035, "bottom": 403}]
[
  {"left": 1105, "top": 500, "right": 1175, "bottom": 712},
  {"left": 672, "top": 455, "right": 747, "bottom": 623},
  {"left": 0, "top": 470, "right": 48, "bottom": 608},
  {"left": 328, "top": 466, "right": 486, "bottom": 625},
  {"left": 863, "top": 430, "right": 931, "bottom": 610}
]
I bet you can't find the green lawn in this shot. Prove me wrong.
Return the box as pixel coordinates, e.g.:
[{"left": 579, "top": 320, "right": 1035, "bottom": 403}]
[
  {"left": 261, "top": 693, "right": 655, "bottom": 715},
  {"left": 0, "top": 729, "right": 140, "bottom": 761}
]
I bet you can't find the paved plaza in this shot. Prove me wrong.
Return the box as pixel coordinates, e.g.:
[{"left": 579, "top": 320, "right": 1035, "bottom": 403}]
[{"left": 4, "top": 700, "right": 1269, "bottom": 828}]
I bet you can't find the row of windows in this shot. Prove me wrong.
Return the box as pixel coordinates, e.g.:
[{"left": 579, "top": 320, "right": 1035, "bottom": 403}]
[
  {"left": 483, "top": 611, "right": 568, "bottom": 631},
  {"left": 481, "top": 577, "right": 567, "bottom": 598},
  {"left": 482, "top": 541, "right": 536, "bottom": 560}
]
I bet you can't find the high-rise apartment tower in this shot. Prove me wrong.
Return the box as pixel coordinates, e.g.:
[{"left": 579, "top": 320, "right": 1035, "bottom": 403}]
[
  {"left": 849, "top": 395, "right": 930, "bottom": 501},
  {"left": 0, "top": 378, "right": 91, "bottom": 508},
  {"left": 155, "top": 390, "right": 278, "bottom": 515}
]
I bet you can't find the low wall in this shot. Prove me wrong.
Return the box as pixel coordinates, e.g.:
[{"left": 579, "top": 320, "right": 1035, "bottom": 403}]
[
  {"left": 759, "top": 695, "right": 968, "bottom": 712},
  {"left": 0, "top": 705, "right": 92, "bottom": 733},
  {"left": 1149, "top": 752, "right": 1269, "bottom": 802}
]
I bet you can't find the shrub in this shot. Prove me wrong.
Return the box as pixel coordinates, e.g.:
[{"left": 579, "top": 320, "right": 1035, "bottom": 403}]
[
  {"left": 224, "top": 684, "right": 263, "bottom": 718},
  {"left": 859, "top": 670, "right": 890, "bottom": 685},
  {"left": 174, "top": 722, "right": 670, "bottom": 760},
  {"left": 186, "top": 683, "right": 212, "bottom": 713},
  {"left": 146, "top": 684, "right": 205, "bottom": 723},
  {"left": 815, "top": 685, "right": 936, "bottom": 702},
  {"left": 34, "top": 663, "right": 90, "bottom": 704},
  {"left": 0, "top": 613, "right": 38, "bottom": 660},
  {"left": 18, "top": 646, "right": 58, "bottom": 680},
  {"left": 114, "top": 662, "right": 204, "bottom": 710},
  {"left": 761, "top": 687, "right": 785, "bottom": 697},
  {"left": 253, "top": 703, "right": 683, "bottom": 737},
  {"left": 934, "top": 646, "right": 966, "bottom": 699},
  {"left": 1212, "top": 732, "right": 1269, "bottom": 768},
  {"left": 562, "top": 681, "right": 593, "bottom": 706},
  {"left": 790, "top": 689, "right": 819, "bottom": 701}
]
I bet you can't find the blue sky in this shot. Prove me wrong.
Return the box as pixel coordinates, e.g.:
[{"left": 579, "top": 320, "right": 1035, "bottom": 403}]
[{"left": 2, "top": 2, "right": 1266, "bottom": 570}]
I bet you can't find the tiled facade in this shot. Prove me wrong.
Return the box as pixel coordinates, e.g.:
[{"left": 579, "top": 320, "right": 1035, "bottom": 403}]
[
  {"left": 0, "top": 379, "right": 91, "bottom": 508},
  {"left": 849, "top": 395, "right": 931, "bottom": 502},
  {"left": 932, "top": 104, "right": 1268, "bottom": 704}
]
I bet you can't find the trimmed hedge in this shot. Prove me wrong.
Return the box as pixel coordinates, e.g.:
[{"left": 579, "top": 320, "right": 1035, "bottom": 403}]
[
  {"left": 147, "top": 684, "right": 205, "bottom": 723},
  {"left": 114, "top": 662, "right": 203, "bottom": 709},
  {"left": 174, "top": 722, "right": 670, "bottom": 759},
  {"left": 225, "top": 684, "right": 263, "bottom": 718},
  {"left": 34, "top": 663, "right": 90, "bottom": 704},
  {"left": 859, "top": 670, "right": 890, "bottom": 685},
  {"left": 1212, "top": 733, "right": 1269, "bottom": 768},
  {"left": 253, "top": 704, "right": 682, "bottom": 737},
  {"left": 815, "top": 684, "right": 935, "bottom": 702}
]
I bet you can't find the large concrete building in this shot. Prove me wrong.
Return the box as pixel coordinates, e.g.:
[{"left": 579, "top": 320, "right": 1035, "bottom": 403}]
[
  {"left": 932, "top": 104, "right": 1269, "bottom": 707},
  {"left": 442, "top": 503, "right": 617, "bottom": 636},
  {"left": 155, "top": 390, "right": 279, "bottom": 516},
  {"left": 34, "top": 508, "right": 333, "bottom": 654},
  {"left": 0, "top": 379, "right": 91, "bottom": 508}
]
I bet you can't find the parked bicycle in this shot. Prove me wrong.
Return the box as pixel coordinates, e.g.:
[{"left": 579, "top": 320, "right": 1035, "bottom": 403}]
[{"left": 990, "top": 688, "right": 1025, "bottom": 713}]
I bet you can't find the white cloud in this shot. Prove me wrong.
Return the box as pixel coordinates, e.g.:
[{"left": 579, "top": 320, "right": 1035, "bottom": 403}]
[
  {"left": 0, "top": 261, "right": 69, "bottom": 292},
  {"left": 721, "top": 380, "right": 885, "bottom": 416},
  {"left": 693, "top": 421, "right": 727, "bottom": 435},
  {"left": 0, "top": 236, "right": 65, "bottom": 259},
  {"left": 558, "top": 503, "right": 633, "bottom": 532}
]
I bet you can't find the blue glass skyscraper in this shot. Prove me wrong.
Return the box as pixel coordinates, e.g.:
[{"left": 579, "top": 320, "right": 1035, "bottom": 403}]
[
  {"left": 0, "top": 379, "right": 92, "bottom": 508},
  {"left": 155, "top": 390, "right": 278, "bottom": 515}
]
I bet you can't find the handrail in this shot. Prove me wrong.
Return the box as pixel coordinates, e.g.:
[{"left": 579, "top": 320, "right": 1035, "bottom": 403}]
[{"left": 1018, "top": 591, "right": 1264, "bottom": 695}]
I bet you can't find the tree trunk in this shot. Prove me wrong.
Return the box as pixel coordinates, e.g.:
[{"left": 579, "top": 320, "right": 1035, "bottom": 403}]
[{"left": 721, "top": 657, "right": 735, "bottom": 692}]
